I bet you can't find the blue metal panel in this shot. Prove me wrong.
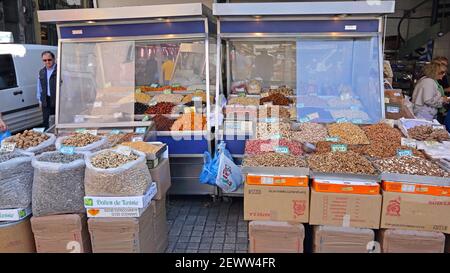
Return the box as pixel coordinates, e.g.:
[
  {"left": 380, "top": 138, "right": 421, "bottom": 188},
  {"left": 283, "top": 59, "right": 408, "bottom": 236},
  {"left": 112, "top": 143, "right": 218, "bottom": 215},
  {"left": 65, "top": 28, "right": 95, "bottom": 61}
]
[
  {"left": 60, "top": 21, "right": 206, "bottom": 39},
  {"left": 222, "top": 135, "right": 251, "bottom": 155},
  {"left": 220, "top": 20, "right": 379, "bottom": 34},
  {"left": 156, "top": 136, "right": 209, "bottom": 155}
]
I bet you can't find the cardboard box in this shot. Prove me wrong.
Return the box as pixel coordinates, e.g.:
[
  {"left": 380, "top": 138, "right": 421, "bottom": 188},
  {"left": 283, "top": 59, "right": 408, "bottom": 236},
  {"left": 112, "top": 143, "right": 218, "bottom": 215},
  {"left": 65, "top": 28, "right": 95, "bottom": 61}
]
[
  {"left": 84, "top": 182, "right": 157, "bottom": 209},
  {"left": 0, "top": 218, "right": 36, "bottom": 253},
  {"left": 312, "top": 179, "right": 380, "bottom": 195},
  {"left": 244, "top": 184, "right": 309, "bottom": 223},
  {"left": 0, "top": 207, "right": 32, "bottom": 222},
  {"left": 249, "top": 221, "right": 304, "bottom": 253},
  {"left": 309, "top": 189, "right": 382, "bottom": 229},
  {"left": 378, "top": 229, "right": 445, "bottom": 253},
  {"left": 246, "top": 175, "right": 308, "bottom": 187},
  {"left": 312, "top": 226, "right": 374, "bottom": 253},
  {"left": 31, "top": 214, "right": 91, "bottom": 253},
  {"left": 446, "top": 234, "right": 450, "bottom": 253},
  {"left": 383, "top": 181, "right": 450, "bottom": 197},
  {"left": 381, "top": 190, "right": 450, "bottom": 234},
  {"left": 87, "top": 206, "right": 149, "bottom": 218},
  {"left": 88, "top": 198, "right": 167, "bottom": 253},
  {"left": 149, "top": 158, "right": 171, "bottom": 200}
]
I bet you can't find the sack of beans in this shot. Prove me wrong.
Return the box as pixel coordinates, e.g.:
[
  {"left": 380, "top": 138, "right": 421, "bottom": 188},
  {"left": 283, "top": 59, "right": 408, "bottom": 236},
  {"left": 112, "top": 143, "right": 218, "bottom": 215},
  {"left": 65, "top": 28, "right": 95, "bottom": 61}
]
[
  {"left": 84, "top": 149, "right": 152, "bottom": 196},
  {"left": 31, "top": 151, "right": 87, "bottom": 216},
  {"left": 0, "top": 150, "right": 34, "bottom": 209},
  {"left": 55, "top": 134, "right": 108, "bottom": 152},
  {"left": 3, "top": 130, "right": 56, "bottom": 154}
]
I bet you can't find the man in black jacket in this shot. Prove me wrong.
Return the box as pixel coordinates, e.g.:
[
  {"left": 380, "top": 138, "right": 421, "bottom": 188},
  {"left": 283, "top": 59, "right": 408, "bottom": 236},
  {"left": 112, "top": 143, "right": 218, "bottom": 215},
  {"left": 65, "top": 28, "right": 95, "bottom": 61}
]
[{"left": 37, "top": 51, "right": 57, "bottom": 129}]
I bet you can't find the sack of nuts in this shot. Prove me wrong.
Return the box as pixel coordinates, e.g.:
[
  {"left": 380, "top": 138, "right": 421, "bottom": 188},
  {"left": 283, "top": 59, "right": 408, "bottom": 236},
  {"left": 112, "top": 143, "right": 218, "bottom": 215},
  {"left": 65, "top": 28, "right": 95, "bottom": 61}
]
[
  {"left": 55, "top": 134, "right": 108, "bottom": 152},
  {"left": 3, "top": 131, "right": 56, "bottom": 155},
  {"left": 31, "top": 151, "right": 87, "bottom": 216},
  {"left": 0, "top": 150, "right": 34, "bottom": 209},
  {"left": 84, "top": 149, "right": 152, "bottom": 196}
]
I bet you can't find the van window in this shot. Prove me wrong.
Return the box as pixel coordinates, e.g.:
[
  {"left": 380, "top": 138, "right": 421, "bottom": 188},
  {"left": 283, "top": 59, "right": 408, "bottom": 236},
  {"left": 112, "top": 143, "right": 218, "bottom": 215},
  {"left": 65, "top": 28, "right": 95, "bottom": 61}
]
[{"left": 0, "top": 54, "right": 18, "bottom": 90}]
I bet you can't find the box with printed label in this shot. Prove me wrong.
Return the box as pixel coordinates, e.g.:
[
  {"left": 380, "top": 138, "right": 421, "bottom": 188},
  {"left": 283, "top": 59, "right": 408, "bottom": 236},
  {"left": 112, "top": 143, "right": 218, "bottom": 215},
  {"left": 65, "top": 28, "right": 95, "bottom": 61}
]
[
  {"left": 244, "top": 184, "right": 309, "bottom": 223},
  {"left": 381, "top": 190, "right": 450, "bottom": 234},
  {"left": 84, "top": 182, "right": 157, "bottom": 209},
  {"left": 309, "top": 189, "right": 382, "bottom": 229},
  {"left": 0, "top": 218, "right": 36, "bottom": 253},
  {"left": 87, "top": 206, "right": 148, "bottom": 218},
  {"left": 0, "top": 207, "right": 32, "bottom": 222}
]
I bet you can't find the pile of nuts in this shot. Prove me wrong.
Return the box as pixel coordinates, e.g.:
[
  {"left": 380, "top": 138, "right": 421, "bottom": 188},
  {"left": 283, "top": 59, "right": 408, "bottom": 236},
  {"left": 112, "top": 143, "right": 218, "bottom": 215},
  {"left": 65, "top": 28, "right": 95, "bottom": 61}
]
[
  {"left": 290, "top": 123, "right": 328, "bottom": 144},
  {"left": 363, "top": 123, "right": 402, "bottom": 144},
  {"left": 256, "top": 122, "right": 291, "bottom": 139},
  {"left": 91, "top": 150, "right": 139, "bottom": 169},
  {"left": 120, "top": 141, "right": 164, "bottom": 154},
  {"left": 62, "top": 133, "right": 101, "bottom": 147},
  {"left": 153, "top": 114, "right": 175, "bottom": 131},
  {"left": 260, "top": 93, "right": 292, "bottom": 106},
  {"left": 373, "top": 156, "right": 449, "bottom": 177},
  {"left": 245, "top": 139, "right": 303, "bottom": 156},
  {"left": 182, "top": 91, "right": 213, "bottom": 104},
  {"left": 314, "top": 141, "right": 364, "bottom": 154},
  {"left": 408, "top": 125, "right": 450, "bottom": 142},
  {"left": 308, "top": 151, "right": 377, "bottom": 175},
  {"left": 171, "top": 113, "right": 206, "bottom": 131},
  {"left": 228, "top": 97, "right": 260, "bottom": 106},
  {"left": 268, "top": 86, "right": 294, "bottom": 96},
  {"left": 243, "top": 153, "right": 307, "bottom": 168},
  {"left": 258, "top": 106, "right": 291, "bottom": 119},
  {"left": 6, "top": 130, "right": 50, "bottom": 149},
  {"left": 327, "top": 123, "right": 370, "bottom": 145},
  {"left": 106, "top": 133, "right": 134, "bottom": 147},
  {"left": 152, "top": 94, "right": 184, "bottom": 104},
  {"left": 37, "top": 152, "right": 84, "bottom": 164},
  {"left": 145, "top": 102, "right": 176, "bottom": 115}
]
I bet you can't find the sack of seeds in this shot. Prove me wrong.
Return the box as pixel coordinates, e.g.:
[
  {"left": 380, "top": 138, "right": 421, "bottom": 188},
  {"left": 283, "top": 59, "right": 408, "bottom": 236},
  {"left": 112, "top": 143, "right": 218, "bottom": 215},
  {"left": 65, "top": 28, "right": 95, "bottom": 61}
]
[
  {"left": 31, "top": 151, "right": 88, "bottom": 216},
  {"left": 84, "top": 148, "right": 152, "bottom": 196},
  {"left": 55, "top": 134, "right": 108, "bottom": 153},
  {"left": 0, "top": 150, "right": 34, "bottom": 209}
]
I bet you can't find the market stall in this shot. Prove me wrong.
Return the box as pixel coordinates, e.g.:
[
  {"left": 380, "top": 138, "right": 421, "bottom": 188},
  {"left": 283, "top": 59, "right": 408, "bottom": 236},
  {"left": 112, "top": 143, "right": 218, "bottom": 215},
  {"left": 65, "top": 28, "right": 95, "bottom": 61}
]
[
  {"left": 38, "top": 3, "right": 217, "bottom": 195},
  {"left": 213, "top": 1, "right": 395, "bottom": 197}
]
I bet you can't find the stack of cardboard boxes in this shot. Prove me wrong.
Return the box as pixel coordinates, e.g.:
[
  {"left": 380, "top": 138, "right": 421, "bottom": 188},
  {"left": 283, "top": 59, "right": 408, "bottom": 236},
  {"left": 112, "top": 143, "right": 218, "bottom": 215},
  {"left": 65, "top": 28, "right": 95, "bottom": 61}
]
[{"left": 0, "top": 213, "right": 35, "bottom": 253}]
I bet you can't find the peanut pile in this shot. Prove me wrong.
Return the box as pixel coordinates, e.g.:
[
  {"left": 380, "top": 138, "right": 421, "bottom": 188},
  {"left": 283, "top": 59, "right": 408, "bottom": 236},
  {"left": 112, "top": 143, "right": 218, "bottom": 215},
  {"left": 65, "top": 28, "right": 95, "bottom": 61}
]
[
  {"left": 308, "top": 151, "right": 377, "bottom": 175},
  {"left": 62, "top": 133, "right": 101, "bottom": 147},
  {"left": 91, "top": 150, "right": 139, "bottom": 169},
  {"left": 6, "top": 130, "right": 49, "bottom": 149},
  {"left": 373, "top": 156, "right": 449, "bottom": 177},
  {"left": 243, "top": 153, "right": 307, "bottom": 168},
  {"left": 327, "top": 123, "right": 370, "bottom": 145},
  {"left": 408, "top": 125, "right": 449, "bottom": 142}
]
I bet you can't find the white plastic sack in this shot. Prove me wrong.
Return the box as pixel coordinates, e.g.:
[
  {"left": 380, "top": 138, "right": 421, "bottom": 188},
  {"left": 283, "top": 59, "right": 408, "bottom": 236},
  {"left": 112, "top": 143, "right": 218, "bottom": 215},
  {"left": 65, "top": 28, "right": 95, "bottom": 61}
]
[
  {"left": 4, "top": 133, "right": 56, "bottom": 154},
  {"left": 55, "top": 135, "right": 108, "bottom": 152},
  {"left": 0, "top": 150, "right": 34, "bottom": 209},
  {"left": 31, "top": 151, "right": 87, "bottom": 216},
  {"left": 215, "top": 152, "right": 243, "bottom": 193},
  {"left": 84, "top": 149, "right": 152, "bottom": 196}
]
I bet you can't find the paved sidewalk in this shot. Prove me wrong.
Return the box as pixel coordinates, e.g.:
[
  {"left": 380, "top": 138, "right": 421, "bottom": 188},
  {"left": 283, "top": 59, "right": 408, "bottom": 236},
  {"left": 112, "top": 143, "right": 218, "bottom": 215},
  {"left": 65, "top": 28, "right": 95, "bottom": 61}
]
[{"left": 165, "top": 196, "right": 248, "bottom": 253}]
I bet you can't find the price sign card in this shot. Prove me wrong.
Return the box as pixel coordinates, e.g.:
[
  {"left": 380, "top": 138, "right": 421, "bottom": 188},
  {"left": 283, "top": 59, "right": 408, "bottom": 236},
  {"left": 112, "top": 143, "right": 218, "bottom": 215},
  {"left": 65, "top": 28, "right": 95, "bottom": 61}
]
[
  {"left": 33, "top": 128, "right": 45, "bottom": 133},
  {"left": 326, "top": 136, "right": 340, "bottom": 143},
  {"left": 110, "top": 129, "right": 122, "bottom": 135},
  {"left": 397, "top": 149, "right": 413, "bottom": 157},
  {"left": 274, "top": 146, "right": 289, "bottom": 154},
  {"left": 135, "top": 127, "right": 146, "bottom": 134},
  {"left": 0, "top": 142, "right": 16, "bottom": 153},
  {"left": 336, "top": 118, "right": 348, "bottom": 123},
  {"left": 331, "top": 144, "right": 348, "bottom": 152},
  {"left": 115, "top": 145, "right": 132, "bottom": 156},
  {"left": 60, "top": 146, "right": 75, "bottom": 155}
]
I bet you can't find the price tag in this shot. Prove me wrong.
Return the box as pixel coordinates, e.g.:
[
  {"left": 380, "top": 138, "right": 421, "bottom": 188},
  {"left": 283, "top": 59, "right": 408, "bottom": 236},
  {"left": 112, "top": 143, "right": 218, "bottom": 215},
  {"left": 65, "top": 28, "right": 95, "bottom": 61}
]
[
  {"left": 397, "top": 149, "right": 413, "bottom": 157},
  {"left": 85, "top": 130, "right": 98, "bottom": 136},
  {"left": 172, "top": 83, "right": 181, "bottom": 88},
  {"left": 331, "top": 144, "right": 348, "bottom": 152},
  {"left": 235, "top": 87, "right": 245, "bottom": 93},
  {"left": 326, "top": 136, "right": 340, "bottom": 142},
  {"left": 401, "top": 138, "right": 417, "bottom": 149},
  {"left": 384, "top": 98, "right": 390, "bottom": 104},
  {"left": 163, "top": 90, "right": 172, "bottom": 94},
  {"left": 307, "top": 112, "right": 320, "bottom": 120},
  {"left": 261, "top": 93, "right": 269, "bottom": 98},
  {"left": 113, "top": 112, "right": 123, "bottom": 119},
  {"left": 274, "top": 146, "right": 289, "bottom": 154},
  {"left": 60, "top": 146, "right": 75, "bottom": 155},
  {"left": 74, "top": 115, "right": 85, "bottom": 123},
  {"left": 75, "top": 128, "right": 86, "bottom": 134},
  {"left": 336, "top": 118, "right": 348, "bottom": 123},
  {"left": 132, "top": 136, "right": 144, "bottom": 142},
  {"left": 225, "top": 121, "right": 241, "bottom": 130},
  {"left": 394, "top": 92, "right": 402, "bottom": 97},
  {"left": 150, "top": 83, "right": 159, "bottom": 88},
  {"left": 33, "top": 128, "right": 45, "bottom": 133},
  {"left": 110, "top": 129, "right": 122, "bottom": 135},
  {"left": 297, "top": 103, "right": 305, "bottom": 108},
  {"left": 352, "top": 119, "right": 363, "bottom": 124},
  {"left": 93, "top": 101, "right": 102, "bottom": 108},
  {"left": 432, "top": 124, "right": 445, "bottom": 130},
  {"left": 135, "top": 88, "right": 142, "bottom": 94},
  {"left": 142, "top": 115, "right": 150, "bottom": 122},
  {"left": 424, "top": 140, "right": 439, "bottom": 146},
  {"left": 115, "top": 145, "right": 132, "bottom": 156},
  {"left": 149, "top": 100, "right": 157, "bottom": 107},
  {"left": 238, "top": 92, "right": 246, "bottom": 97},
  {"left": 270, "top": 85, "right": 279, "bottom": 90},
  {"left": 192, "top": 96, "right": 203, "bottom": 102},
  {"left": 0, "top": 142, "right": 16, "bottom": 153},
  {"left": 299, "top": 117, "right": 311, "bottom": 123},
  {"left": 135, "top": 127, "right": 146, "bottom": 134},
  {"left": 387, "top": 106, "right": 400, "bottom": 113},
  {"left": 263, "top": 117, "right": 279, "bottom": 123}
]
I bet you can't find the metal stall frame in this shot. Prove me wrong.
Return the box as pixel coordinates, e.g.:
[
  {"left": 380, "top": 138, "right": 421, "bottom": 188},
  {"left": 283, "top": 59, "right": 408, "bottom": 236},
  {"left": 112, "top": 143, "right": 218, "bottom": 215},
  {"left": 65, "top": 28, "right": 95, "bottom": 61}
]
[
  {"left": 38, "top": 3, "right": 218, "bottom": 195},
  {"left": 213, "top": 1, "right": 396, "bottom": 197}
]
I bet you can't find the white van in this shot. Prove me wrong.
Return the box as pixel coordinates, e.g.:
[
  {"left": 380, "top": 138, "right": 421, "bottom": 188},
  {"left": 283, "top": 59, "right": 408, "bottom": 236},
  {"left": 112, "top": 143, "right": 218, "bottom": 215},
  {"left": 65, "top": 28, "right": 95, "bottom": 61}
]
[{"left": 0, "top": 44, "right": 57, "bottom": 133}]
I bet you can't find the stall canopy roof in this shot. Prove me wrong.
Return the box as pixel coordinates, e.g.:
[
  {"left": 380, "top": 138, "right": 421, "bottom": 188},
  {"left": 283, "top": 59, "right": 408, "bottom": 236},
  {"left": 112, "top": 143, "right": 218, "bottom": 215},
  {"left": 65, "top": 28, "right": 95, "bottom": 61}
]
[
  {"left": 38, "top": 3, "right": 212, "bottom": 24},
  {"left": 213, "top": 1, "right": 395, "bottom": 16}
]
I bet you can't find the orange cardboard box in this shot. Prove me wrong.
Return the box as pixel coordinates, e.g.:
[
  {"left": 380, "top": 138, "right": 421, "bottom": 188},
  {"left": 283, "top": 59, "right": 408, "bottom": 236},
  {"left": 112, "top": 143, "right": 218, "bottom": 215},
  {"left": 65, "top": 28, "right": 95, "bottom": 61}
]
[
  {"left": 383, "top": 181, "right": 450, "bottom": 197},
  {"left": 313, "top": 179, "right": 380, "bottom": 195},
  {"left": 246, "top": 175, "right": 308, "bottom": 187}
]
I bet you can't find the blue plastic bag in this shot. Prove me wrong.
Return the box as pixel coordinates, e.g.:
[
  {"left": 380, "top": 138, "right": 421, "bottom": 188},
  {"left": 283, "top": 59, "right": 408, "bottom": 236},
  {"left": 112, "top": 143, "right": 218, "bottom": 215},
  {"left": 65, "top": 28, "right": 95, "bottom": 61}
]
[
  {"left": 199, "top": 142, "right": 233, "bottom": 186},
  {"left": 0, "top": 130, "right": 11, "bottom": 144}
]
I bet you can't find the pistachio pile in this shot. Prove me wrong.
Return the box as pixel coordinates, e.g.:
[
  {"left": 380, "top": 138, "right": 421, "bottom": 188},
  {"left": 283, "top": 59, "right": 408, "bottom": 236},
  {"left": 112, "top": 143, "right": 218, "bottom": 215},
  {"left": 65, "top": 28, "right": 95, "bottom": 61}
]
[
  {"left": 62, "top": 133, "right": 101, "bottom": 147},
  {"left": 91, "top": 150, "right": 139, "bottom": 169},
  {"left": 373, "top": 156, "right": 449, "bottom": 177},
  {"left": 6, "top": 130, "right": 49, "bottom": 149}
]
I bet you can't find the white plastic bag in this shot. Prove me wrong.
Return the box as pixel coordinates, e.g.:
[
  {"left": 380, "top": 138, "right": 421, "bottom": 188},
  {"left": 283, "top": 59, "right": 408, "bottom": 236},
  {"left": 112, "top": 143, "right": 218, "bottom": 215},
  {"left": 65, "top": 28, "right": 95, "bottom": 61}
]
[
  {"left": 31, "top": 151, "right": 87, "bottom": 216},
  {"left": 215, "top": 152, "right": 243, "bottom": 193},
  {"left": 55, "top": 135, "right": 108, "bottom": 152},
  {"left": 84, "top": 149, "right": 152, "bottom": 196},
  {"left": 0, "top": 150, "right": 34, "bottom": 209}
]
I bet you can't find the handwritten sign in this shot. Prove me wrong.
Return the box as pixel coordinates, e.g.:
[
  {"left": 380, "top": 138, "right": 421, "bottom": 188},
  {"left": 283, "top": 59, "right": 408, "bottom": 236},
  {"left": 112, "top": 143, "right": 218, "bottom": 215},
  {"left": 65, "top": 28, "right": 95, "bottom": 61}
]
[
  {"left": 135, "top": 127, "right": 146, "bottom": 134},
  {"left": 0, "top": 142, "right": 16, "bottom": 153},
  {"left": 60, "top": 146, "right": 75, "bottom": 155},
  {"left": 397, "top": 149, "right": 413, "bottom": 157}
]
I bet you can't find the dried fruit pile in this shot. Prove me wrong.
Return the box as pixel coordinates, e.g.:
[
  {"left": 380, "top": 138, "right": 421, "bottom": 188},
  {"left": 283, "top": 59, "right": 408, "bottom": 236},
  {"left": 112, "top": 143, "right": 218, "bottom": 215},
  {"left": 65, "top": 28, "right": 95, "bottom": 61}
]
[
  {"left": 120, "top": 141, "right": 164, "bottom": 154},
  {"left": 267, "top": 86, "right": 294, "bottom": 96},
  {"left": 153, "top": 114, "right": 175, "bottom": 131},
  {"left": 260, "top": 93, "right": 292, "bottom": 106},
  {"left": 145, "top": 102, "right": 176, "bottom": 115},
  {"left": 258, "top": 106, "right": 291, "bottom": 119},
  {"left": 228, "top": 97, "right": 260, "bottom": 106}
]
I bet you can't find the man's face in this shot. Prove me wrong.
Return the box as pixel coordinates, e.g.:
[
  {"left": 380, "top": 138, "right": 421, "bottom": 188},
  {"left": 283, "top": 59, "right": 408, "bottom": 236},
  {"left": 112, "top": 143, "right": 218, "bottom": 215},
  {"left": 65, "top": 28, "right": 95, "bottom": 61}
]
[{"left": 42, "top": 53, "right": 54, "bottom": 69}]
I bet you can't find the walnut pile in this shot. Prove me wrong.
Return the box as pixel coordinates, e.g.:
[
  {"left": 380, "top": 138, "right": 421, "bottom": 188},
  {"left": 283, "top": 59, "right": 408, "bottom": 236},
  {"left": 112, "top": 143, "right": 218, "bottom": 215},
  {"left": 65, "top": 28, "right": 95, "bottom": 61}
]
[{"left": 6, "top": 130, "right": 49, "bottom": 149}]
